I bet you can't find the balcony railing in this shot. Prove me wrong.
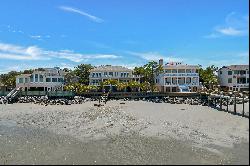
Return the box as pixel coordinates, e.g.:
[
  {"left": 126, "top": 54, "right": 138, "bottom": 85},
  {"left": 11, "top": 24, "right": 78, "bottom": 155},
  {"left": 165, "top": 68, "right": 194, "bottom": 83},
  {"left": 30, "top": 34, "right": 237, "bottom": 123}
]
[
  {"left": 162, "top": 73, "right": 199, "bottom": 77},
  {"left": 235, "top": 83, "right": 249, "bottom": 87},
  {"left": 90, "top": 83, "right": 100, "bottom": 86},
  {"left": 233, "top": 74, "right": 248, "bottom": 77},
  {"left": 89, "top": 75, "right": 141, "bottom": 78},
  {"left": 165, "top": 83, "right": 199, "bottom": 86}
]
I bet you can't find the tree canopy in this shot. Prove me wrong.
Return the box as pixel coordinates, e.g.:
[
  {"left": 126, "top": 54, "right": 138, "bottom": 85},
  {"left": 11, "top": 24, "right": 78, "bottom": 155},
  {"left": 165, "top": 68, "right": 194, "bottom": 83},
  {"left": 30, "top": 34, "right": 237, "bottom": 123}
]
[
  {"left": 198, "top": 65, "right": 218, "bottom": 89},
  {"left": 74, "top": 64, "right": 94, "bottom": 85}
]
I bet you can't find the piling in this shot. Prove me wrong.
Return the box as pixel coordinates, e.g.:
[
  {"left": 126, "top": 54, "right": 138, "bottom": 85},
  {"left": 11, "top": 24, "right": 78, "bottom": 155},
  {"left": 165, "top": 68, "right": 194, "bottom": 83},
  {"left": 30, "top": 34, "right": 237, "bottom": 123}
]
[
  {"left": 234, "top": 95, "right": 237, "bottom": 115},
  {"left": 242, "top": 95, "right": 245, "bottom": 117}
]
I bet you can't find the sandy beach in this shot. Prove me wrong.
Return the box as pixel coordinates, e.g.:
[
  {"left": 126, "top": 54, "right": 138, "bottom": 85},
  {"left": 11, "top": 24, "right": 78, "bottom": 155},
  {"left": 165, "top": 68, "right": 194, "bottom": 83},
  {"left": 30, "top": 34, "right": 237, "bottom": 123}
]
[{"left": 0, "top": 101, "right": 249, "bottom": 164}]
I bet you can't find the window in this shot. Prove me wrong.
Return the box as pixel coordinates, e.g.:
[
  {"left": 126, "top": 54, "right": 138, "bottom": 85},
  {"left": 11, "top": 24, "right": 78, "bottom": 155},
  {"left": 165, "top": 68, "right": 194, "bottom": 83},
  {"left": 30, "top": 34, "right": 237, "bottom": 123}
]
[
  {"left": 172, "top": 69, "right": 177, "bottom": 73},
  {"left": 165, "top": 78, "right": 171, "bottom": 84},
  {"left": 52, "top": 78, "right": 57, "bottom": 82},
  {"left": 30, "top": 75, "right": 33, "bottom": 82},
  {"left": 25, "top": 78, "right": 28, "bottom": 83},
  {"left": 178, "top": 69, "right": 185, "bottom": 73},
  {"left": 247, "top": 78, "right": 249, "bottom": 83},
  {"left": 109, "top": 72, "right": 113, "bottom": 76},
  {"left": 121, "top": 73, "right": 124, "bottom": 77},
  {"left": 58, "top": 78, "right": 64, "bottom": 82},
  {"left": 99, "top": 73, "right": 101, "bottom": 77},
  {"left": 46, "top": 78, "right": 51, "bottom": 82},
  {"left": 186, "top": 69, "right": 191, "bottom": 73},
  {"left": 234, "top": 70, "right": 239, "bottom": 74},
  {"left": 241, "top": 70, "right": 246, "bottom": 74},
  {"left": 104, "top": 72, "right": 107, "bottom": 76},
  {"left": 228, "top": 78, "right": 232, "bottom": 83},
  {"left": 35, "top": 74, "right": 38, "bottom": 82},
  {"left": 165, "top": 69, "right": 171, "bottom": 73},
  {"left": 186, "top": 77, "right": 191, "bottom": 84},
  {"left": 220, "top": 71, "right": 222, "bottom": 74},
  {"left": 39, "top": 75, "right": 43, "bottom": 82},
  {"left": 228, "top": 71, "right": 232, "bottom": 75},
  {"left": 19, "top": 78, "right": 23, "bottom": 83}
]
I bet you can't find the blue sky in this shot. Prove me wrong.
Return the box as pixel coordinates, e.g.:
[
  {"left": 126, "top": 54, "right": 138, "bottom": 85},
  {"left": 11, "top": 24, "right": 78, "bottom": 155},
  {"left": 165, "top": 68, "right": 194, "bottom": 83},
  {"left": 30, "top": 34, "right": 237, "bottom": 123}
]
[{"left": 0, "top": 0, "right": 249, "bottom": 73}]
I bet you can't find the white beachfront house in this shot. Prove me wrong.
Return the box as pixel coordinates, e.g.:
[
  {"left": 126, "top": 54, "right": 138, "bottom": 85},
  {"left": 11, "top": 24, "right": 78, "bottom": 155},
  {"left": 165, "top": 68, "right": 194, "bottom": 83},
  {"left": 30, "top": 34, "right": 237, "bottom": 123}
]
[
  {"left": 89, "top": 65, "right": 140, "bottom": 86},
  {"left": 218, "top": 65, "right": 249, "bottom": 92},
  {"left": 16, "top": 67, "right": 65, "bottom": 91},
  {"left": 155, "top": 60, "right": 200, "bottom": 92}
]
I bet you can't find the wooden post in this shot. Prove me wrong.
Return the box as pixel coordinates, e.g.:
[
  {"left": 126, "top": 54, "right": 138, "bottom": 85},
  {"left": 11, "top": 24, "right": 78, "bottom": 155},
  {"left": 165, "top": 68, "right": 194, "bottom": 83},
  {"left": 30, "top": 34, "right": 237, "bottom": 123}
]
[
  {"left": 226, "top": 97, "right": 229, "bottom": 112},
  {"left": 242, "top": 95, "right": 245, "bottom": 117},
  {"left": 220, "top": 96, "right": 222, "bottom": 110},
  {"left": 234, "top": 94, "right": 237, "bottom": 115},
  {"left": 208, "top": 96, "right": 210, "bottom": 106}
]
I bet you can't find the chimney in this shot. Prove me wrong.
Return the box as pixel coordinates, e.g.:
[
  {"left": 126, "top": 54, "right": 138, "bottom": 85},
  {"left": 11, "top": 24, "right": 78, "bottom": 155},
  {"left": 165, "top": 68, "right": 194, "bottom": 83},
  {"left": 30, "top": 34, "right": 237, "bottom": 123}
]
[{"left": 159, "top": 59, "right": 163, "bottom": 66}]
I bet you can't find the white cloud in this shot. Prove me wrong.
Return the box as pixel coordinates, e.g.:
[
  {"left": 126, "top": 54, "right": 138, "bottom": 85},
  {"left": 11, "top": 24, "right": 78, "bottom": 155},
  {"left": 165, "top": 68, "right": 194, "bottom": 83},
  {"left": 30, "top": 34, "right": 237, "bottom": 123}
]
[
  {"left": 30, "top": 35, "right": 42, "bottom": 40},
  {"left": 126, "top": 51, "right": 166, "bottom": 61},
  {"left": 215, "top": 27, "right": 247, "bottom": 36},
  {"left": 59, "top": 6, "right": 104, "bottom": 23},
  {"left": 205, "top": 12, "right": 249, "bottom": 38},
  {"left": 126, "top": 51, "right": 184, "bottom": 63},
  {"left": 0, "top": 42, "right": 120, "bottom": 62}
]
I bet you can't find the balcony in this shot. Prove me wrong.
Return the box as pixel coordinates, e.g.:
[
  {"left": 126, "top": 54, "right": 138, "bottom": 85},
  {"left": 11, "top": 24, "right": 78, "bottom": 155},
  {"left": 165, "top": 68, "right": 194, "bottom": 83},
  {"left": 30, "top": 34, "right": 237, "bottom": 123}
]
[
  {"left": 89, "top": 75, "right": 140, "bottom": 78},
  {"left": 90, "top": 83, "right": 100, "bottom": 86},
  {"left": 164, "top": 83, "right": 199, "bottom": 86},
  {"left": 235, "top": 83, "right": 249, "bottom": 87},
  {"left": 233, "top": 74, "right": 248, "bottom": 77},
  {"left": 163, "top": 73, "right": 199, "bottom": 77}
]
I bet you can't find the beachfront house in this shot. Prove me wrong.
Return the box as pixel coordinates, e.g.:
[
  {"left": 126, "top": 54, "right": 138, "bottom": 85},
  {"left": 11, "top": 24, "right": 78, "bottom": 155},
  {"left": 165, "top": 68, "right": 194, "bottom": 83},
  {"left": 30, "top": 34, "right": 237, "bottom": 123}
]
[
  {"left": 16, "top": 67, "right": 65, "bottom": 91},
  {"left": 89, "top": 65, "right": 140, "bottom": 91},
  {"left": 155, "top": 60, "right": 200, "bottom": 92},
  {"left": 218, "top": 65, "right": 249, "bottom": 92}
]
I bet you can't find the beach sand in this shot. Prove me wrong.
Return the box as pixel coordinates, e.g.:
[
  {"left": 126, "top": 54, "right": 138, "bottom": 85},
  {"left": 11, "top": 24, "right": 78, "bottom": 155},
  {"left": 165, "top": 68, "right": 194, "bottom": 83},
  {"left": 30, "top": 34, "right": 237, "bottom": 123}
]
[{"left": 0, "top": 101, "right": 249, "bottom": 164}]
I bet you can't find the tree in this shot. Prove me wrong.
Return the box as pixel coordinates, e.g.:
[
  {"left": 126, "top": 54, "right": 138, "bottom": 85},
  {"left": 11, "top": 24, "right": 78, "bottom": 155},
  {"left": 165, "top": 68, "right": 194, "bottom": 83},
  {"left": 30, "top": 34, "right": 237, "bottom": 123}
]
[
  {"left": 0, "top": 71, "right": 21, "bottom": 87},
  {"left": 134, "top": 61, "right": 163, "bottom": 92},
  {"left": 128, "top": 81, "right": 140, "bottom": 92},
  {"left": 23, "top": 69, "right": 34, "bottom": 74},
  {"left": 64, "top": 70, "right": 79, "bottom": 84},
  {"left": 198, "top": 65, "right": 218, "bottom": 90},
  {"left": 74, "top": 64, "right": 94, "bottom": 85}
]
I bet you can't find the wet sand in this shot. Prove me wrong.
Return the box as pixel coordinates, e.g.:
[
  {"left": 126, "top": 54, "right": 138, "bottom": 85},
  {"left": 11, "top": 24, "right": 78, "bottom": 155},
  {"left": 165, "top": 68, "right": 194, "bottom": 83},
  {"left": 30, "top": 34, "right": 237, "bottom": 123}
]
[{"left": 0, "top": 101, "right": 249, "bottom": 165}]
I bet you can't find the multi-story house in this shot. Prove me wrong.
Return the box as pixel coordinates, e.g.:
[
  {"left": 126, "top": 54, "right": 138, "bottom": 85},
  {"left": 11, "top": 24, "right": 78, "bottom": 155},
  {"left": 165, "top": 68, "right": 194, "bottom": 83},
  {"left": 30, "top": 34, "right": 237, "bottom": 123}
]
[
  {"left": 156, "top": 59, "right": 200, "bottom": 92},
  {"left": 89, "top": 65, "right": 140, "bottom": 86},
  {"left": 16, "top": 67, "right": 65, "bottom": 91},
  {"left": 218, "top": 65, "right": 249, "bottom": 92}
]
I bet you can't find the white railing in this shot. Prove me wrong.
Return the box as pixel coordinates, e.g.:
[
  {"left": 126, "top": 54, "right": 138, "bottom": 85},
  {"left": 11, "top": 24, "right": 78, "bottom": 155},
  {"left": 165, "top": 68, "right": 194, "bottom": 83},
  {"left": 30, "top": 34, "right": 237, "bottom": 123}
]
[
  {"left": 90, "top": 83, "right": 100, "bottom": 86},
  {"left": 89, "top": 75, "right": 140, "bottom": 78},
  {"left": 233, "top": 74, "right": 248, "bottom": 77},
  {"left": 235, "top": 83, "right": 249, "bottom": 87},
  {"left": 164, "top": 83, "right": 199, "bottom": 86},
  {"left": 162, "top": 73, "right": 199, "bottom": 77}
]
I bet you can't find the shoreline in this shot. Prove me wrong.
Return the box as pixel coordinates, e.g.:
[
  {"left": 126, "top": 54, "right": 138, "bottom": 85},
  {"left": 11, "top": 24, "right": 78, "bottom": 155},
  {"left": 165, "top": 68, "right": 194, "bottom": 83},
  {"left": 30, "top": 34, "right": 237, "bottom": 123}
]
[{"left": 0, "top": 101, "right": 249, "bottom": 164}]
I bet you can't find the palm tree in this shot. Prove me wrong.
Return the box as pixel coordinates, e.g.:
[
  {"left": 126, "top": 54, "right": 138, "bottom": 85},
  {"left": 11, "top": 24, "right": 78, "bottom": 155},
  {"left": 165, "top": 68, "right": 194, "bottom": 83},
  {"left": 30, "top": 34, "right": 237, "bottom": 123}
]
[
  {"left": 128, "top": 81, "right": 140, "bottom": 92},
  {"left": 117, "top": 82, "right": 128, "bottom": 92}
]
